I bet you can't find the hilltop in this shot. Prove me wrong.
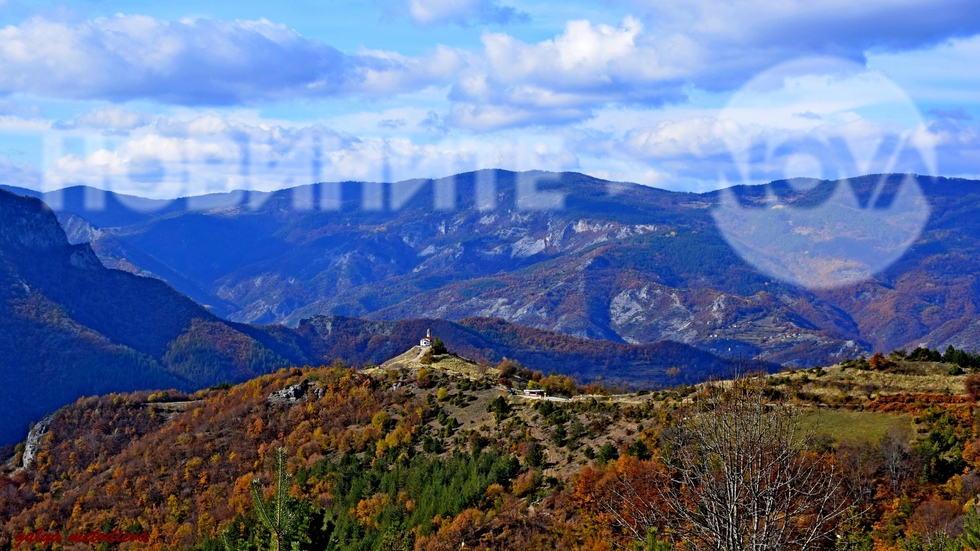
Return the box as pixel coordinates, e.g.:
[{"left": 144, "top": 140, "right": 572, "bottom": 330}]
[
  {"left": 3, "top": 343, "right": 980, "bottom": 549},
  {"left": 296, "top": 315, "right": 758, "bottom": 386},
  {"left": 370, "top": 346, "right": 499, "bottom": 380},
  {"left": 0, "top": 355, "right": 663, "bottom": 549}
]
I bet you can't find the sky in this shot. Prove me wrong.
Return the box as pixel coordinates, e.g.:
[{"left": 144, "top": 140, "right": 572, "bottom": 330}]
[{"left": 0, "top": 0, "right": 977, "bottom": 198}]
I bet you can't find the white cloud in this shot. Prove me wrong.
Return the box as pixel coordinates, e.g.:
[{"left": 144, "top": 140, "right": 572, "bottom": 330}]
[
  {"left": 449, "top": 103, "right": 588, "bottom": 130},
  {"left": 636, "top": 0, "right": 980, "bottom": 62},
  {"left": 35, "top": 112, "right": 581, "bottom": 199},
  {"left": 0, "top": 1, "right": 976, "bottom": 193},
  {"left": 432, "top": 0, "right": 980, "bottom": 130},
  {"left": 912, "top": 118, "right": 980, "bottom": 177},
  {"left": 478, "top": 17, "right": 660, "bottom": 85},
  {"left": 351, "top": 45, "right": 465, "bottom": 96},
  {"left": 443, "top": 0, "right": 980, "bottom": 129},
  {"left": 0, "top": 15, "right": 461, "bottom": 105},
  {"left": 11, "top": 97, "right": 978, "bottom": 199},
  {"left": 623, "top": 117, "right": 733, "bottom": 159},
  {"left": 0, "top": 115, "right": 51, "bottom": 132},
  {"left": 547, "top": 56, "right": 954, "bottom": 188},
  {"left": 447, "top": 17, "right": 696, "bottom": 129},
  {"left": 0, "top": 3, "right": 975, "bottom": 133}
]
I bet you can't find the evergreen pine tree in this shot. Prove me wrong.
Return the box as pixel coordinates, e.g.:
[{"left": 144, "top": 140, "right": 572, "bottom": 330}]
[{"left": 250, "top": 447, "right": 296, "bottom": 551}]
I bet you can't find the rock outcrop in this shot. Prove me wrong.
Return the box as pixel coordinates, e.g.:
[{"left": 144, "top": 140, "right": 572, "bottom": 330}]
[
  {"left": 23, "top": 413, "right": 54, "bottom": 469},
  {"left": 267, "top": 383, "right": 307, "bottom": 407}
]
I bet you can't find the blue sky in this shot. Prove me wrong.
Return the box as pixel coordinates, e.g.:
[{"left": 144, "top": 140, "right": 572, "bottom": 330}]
[{"left": 0, "top": 0, "right": 977, "bottom": 197}]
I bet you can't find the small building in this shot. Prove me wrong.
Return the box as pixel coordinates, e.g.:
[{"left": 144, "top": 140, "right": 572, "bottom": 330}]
[
  {"left": 523, "top": 389, "right": 545, "bottom": 397},
  {"left": 420, "top": 328, "right": 433, "bottom": 348}
]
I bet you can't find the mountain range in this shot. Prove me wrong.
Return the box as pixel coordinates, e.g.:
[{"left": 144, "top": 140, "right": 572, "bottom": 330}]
[
  {"left": 0, "top": 184, "right": 750, "bottom": 445},
  {"left": 6, "top": 170, "right": 978, "bottom": 368},
  {"left": 0, "top": 188, "right": 296, "bottom": 445}
]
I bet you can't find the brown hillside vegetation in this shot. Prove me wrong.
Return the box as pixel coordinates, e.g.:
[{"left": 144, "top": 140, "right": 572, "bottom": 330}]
[{"left": 3, "top": 351, "right": 980, "bottom": 549}]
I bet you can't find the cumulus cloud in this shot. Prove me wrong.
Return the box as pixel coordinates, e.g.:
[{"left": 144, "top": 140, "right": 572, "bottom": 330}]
[
  {"left": 632, "top": 0, "right": 980, "bottom": 90},
  {"left": 0, "top": 2, "right": 976, "bottom": 130},
  {"left": 0, "top": 15, "right": 461, "bottom": 105},
  {"left": 22, "top": 101, "right": 979, "bottom": 199},
  {"left": 914, "top": 118, "right": 980, "bottom": 177},
  {"left": 0, "top": 13, "right": 687, "bottom": 127},
  {"left": 449, "top": 103, "right": 589, "bottom": 131},
  {"left": 570, "top": 114, "right": 937, "bottom": 186},
  {"left": 1, "top": 1, "right": 978, "bottom": 191},
  {"left": 407, "top": 0, "right": 528, "bottom": 26},
  {"left": 623, "top": 117, "right": 736, "bottom": 160},
  {"left": 42, "top": 114, "right": 348, "bottom": 197},
  {"left": 568, "top": 57, "right": 944, "bottom": 187},
  {"left": 36, "top": 112, "right": 581, "bottom": 199},
  {"left": 447, "top": 17, "right": 694, "bottom": 129},
  {"left": 444, "top": 0, "right": 980, "bottom": 129}
]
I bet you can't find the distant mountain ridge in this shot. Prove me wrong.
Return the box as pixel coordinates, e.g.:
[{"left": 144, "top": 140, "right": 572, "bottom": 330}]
[
  {"left": 290, "top": 315, "right": 759, "bottom": 386},
  {"left": 18, "top": 171, "right": 980, "bottom": 366},
  {"left": 0, "top": 188, "right": 309, "bottom": 445},
  {"left": 0, "top": 186, "right": 751, "bottom": 444}
]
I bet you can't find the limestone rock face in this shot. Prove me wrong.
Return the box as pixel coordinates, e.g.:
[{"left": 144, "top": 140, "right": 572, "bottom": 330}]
[
  {"left": 23, "top": 413, "right": 54, "bottom": 469},
  {"left": 267, "top": 383, "right": 307, "bottom": 407},
  {"left": 58, "top": 212, "right": 104, "bottom": 245}
]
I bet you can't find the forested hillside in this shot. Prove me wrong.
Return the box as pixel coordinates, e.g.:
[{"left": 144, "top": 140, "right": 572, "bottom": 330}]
[
  {"left": 0, "top": 186, "right": 750, "bottom": 446},
  {"left": 4, "top": 347, "right": 980, "bottom": 549},
  {"left": 0, "top": 189, "right": 297, "bottom": 445},
  {"left": 30, "top": 171, "right": 980, "bottom": 367}
]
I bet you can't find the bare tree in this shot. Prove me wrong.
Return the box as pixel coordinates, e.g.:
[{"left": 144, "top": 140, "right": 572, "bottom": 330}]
[
  {"left": 656, "top": 377, "right": 853, "bottom": 550},
  {"left": 878, "top": 426, "right": 919, "bottom": 497}
]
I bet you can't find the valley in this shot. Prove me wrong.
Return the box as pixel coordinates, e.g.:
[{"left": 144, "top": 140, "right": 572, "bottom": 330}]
[
  {"left": 0, "top": 184, "right": 754, "bottom": 446},
  {"left": 9, "top": 171, "right": 978, "bottom": 371}
]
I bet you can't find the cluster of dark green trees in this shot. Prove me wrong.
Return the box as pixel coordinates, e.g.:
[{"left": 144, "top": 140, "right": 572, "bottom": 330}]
[
  {"left": 894, "top": 345, "right": 980, "bottom": 370},
  {"left": 843, "top": 345, "right": 980, "bottom": 374},
  {"left": 215, "top": 446, "right": 521, "bottom": 551}
]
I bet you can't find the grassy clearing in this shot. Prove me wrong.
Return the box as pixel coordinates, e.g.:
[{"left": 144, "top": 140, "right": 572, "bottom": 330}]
[
  {"left": 766, "top": 361, "right": 968, "bottom": 407},
  {"left": 800, "top": 409, "right": 912, "bottom": 443},
  {"left": 375, "top": 346, "right": 499, "bottom": 380}
]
